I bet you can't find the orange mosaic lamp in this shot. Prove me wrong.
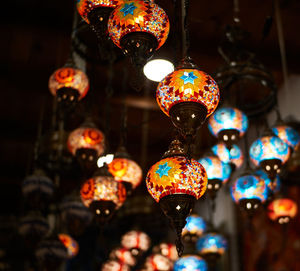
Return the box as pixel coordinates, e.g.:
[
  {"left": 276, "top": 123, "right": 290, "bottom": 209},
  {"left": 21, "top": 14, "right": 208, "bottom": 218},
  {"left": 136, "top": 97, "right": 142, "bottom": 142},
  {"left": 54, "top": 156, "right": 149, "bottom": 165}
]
[
  {"left": 49, "top": 67, "right": 89, "bottom": 107},
  {"left": 156, "top": 58, "right": 220, "bottom": 137},
  {"left": 58, "top": 234, "right": 79, "bottom": 258},
  {"left": 268, "top": 198, "right": 297, "bottom": 224},
  {"left": 68, "top": 123, "right": 105, "bottom": 171},
  {"left": 121, "top": 230, "right": 151, "bottom": 256},
  {"left": 108, "top": 0, "right": 169, "bottom": 66},
  {"left": 80, "top": 174, "right": 126, "bottom": 222},
  {"left": 146, "top": 139, "right": 207, "bottom": 256}
]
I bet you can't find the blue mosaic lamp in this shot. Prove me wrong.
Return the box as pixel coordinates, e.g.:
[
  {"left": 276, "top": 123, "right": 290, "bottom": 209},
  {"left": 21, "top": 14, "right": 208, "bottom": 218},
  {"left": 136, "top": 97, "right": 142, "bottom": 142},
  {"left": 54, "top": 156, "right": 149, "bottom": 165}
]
[
  {"left": 272, "top": 125, "right": 300, "bottom": 151},
  {"left": 174, "top": 255, "right": 208, "bottom": 271},
  {"left": 208, "top": 107, "right": 248, "bottom": 147},
  {"left": 254, "top": 170, "right": 281, "bottom": 198},
  {"left": 231, "top": 174, "right": 268, "bottom": 213},
  {"left": 182, "top": 215, "right": 207, "bottom": 242}
]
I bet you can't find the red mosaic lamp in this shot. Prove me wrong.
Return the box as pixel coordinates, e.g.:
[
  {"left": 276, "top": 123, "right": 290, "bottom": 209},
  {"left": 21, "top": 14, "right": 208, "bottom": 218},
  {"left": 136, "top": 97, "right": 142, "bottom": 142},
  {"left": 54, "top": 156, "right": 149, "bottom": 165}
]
[
  {"left": 268, "top": 198, "right": 297, "bottom": 224},
  {"left": 108, "top": 0, "right": 170, "bottom": 67},
  {"left": 146, "top": 139, "right": 207, "bottom": 256},
  {"left": 156, "top": 57, "right": 220, "bottom": 137},
  {"left": 58, "top": 234, "right": 79, "bottom": 259}
]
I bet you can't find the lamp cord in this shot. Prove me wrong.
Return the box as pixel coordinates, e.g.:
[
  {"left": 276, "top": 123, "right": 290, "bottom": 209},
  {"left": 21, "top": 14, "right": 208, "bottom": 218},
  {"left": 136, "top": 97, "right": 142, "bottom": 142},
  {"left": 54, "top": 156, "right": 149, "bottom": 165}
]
[{"left": 120, "top": 67, "right": 129, "bottom": 148}]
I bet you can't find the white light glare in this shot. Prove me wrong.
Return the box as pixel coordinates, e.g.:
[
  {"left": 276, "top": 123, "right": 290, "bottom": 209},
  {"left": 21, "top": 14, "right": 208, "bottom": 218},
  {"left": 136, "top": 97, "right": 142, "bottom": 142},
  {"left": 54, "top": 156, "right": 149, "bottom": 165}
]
[
  {"left": 143, "top": 59, "right": 174, "bottom": 82},
  {"left": 97, "top": 154, "right": 114, "bottom": 168}
]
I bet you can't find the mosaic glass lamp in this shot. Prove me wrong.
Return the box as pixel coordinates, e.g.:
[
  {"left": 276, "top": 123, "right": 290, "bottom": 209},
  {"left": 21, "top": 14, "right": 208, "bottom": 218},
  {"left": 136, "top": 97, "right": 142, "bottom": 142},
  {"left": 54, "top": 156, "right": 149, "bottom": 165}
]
[
  {"left": 110, "top": 247, "right": 137, "bottom": 266},
  {"left": 108, "top": 0, "right": 170, "bottom": 66},
  {"left": 182, "top": 215, "right": 207, "bottom": 243},
  {"left": 121, "top": 230, "right": 151, "bottom": 256},
  {"left": 250, "top": 135, "right": 290, "bottom": 180},
  {"left": 272, "top": 125, "right": 300, "bottom": 151},
  {"left": 254, "top": 170, "right": 281, "bottom": 198},
  {"left": 211, "top": 143, "right": 244, "bottom": 170},
  {"left": 49, "top": 67, "right": 89, "bottom": 108},
  {"left": 196, "top": 233, "right": 227, "bottom": 263},
  {"left": 58, "top": 234, "right": 79, "bottom": 258},
  {"left": 231, "top": 174, "right": 268, "bottom": 214},
  {"left": 268, "top": 198, "right": 297, "bottom": 224},
  {"left": 68, "top": 120, "right": 105, "bottom": 171},
  {"left": 208, "top": 107, "right": 248, "bottom": 147},
  {"left": 152, "top": 243, "right": 178, "bottom": 262},
  {"left": 102, "top": 260, "right": 130, "bottom": 271},
  {"left": 145, "top": 254, "right": 173, "bottom": 271},
  {"left": 146, "top": 139, "right": 207, "bottom": 255},
  {"left": 80, "top": 167, "right": 126, "bottom": 222},
  {"left": 173, "top": 255, "right": 208, "bottom": 271},
  {"left": 156, "top": 58, "right": 219, "bottom": 137},
  {"left": 198, "top": 156, "right": 231, "bottom": 198}
]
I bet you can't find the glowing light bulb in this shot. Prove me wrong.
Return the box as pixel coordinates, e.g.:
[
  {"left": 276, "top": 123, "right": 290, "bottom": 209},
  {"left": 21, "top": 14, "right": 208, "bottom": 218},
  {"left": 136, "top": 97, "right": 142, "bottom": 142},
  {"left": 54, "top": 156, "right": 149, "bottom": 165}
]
[{"left": 143, "top": 59, "right": 174, "bottom": 82}]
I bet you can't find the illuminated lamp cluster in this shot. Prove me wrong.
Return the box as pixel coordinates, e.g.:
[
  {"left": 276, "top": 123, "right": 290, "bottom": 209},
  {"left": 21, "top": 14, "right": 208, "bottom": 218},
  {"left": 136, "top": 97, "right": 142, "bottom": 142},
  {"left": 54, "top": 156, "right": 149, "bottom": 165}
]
[
  {"left": 272, "top": 125, "right": 300, "bottom": 151},
  {"left": 211, "top": 143, "right": 244, "bottom": 170},
  {"left": 152, "top": 243, "right": 178, "bottom": 262},
  {"left": 173, "top": 255, "right": 208, "bottom": 271},
  {"left": 208, "top": 107, "right": 248, "bottom": 148},
  {"left": 182, "top": 215, "right": 207, "bottom": 243},
  {"left": 254, "top": 170, "right": 281, "bottom": 198},
  {"left": 49, "top": 67, "right": 89, "bottom": 108},
  {"left": 108, "top": 157, "right": 142, "bottom": 193},
  {"left": 198, "top": 156, "right": 231, "bottom": 199},
  {"left": 108, "top": 0, "right": 169, "bottom": 67},
  {"left": 60, "top": 198, "right": 93, "bottom": 236},
  {"left": 68, "top": 125, "right": 105, "bottom": 171},
  {"left": 145, "top": 254, "right": 173, "bottom": 271},
  {"left": 231, "top": 174, "right": 268, "bottom": 214},
  {"left": 121, "top": 230, "right": 151, "bottom": 256},
  {"left": 156, "top": 59, "right": 220, "bottom": 137},
  {"left": 80, "top": 175, "right": 126, "bottom": 222},
  {"left": 110, "top": 247, "right": 137, "bottom": 266},
  {"left": 146, "top": 139, "right": 207, "bottom": 255},
  {"left": 22, "top": 172, "right": 54, "bottom": 209},
  {"left": 268, "top": 198, "right": 297, "bottom": 224},
  {"left": 102, "top": 260, "right": 130, "bottom": 271},
  {"left": 58, "top": 234, "right": 79, "bottom": 258},
  {"left": 196, "top": 233, "right": 227, "bottom": 265},
  {"left": 250, "top": 135, "right": 290, "bottom": 180}
]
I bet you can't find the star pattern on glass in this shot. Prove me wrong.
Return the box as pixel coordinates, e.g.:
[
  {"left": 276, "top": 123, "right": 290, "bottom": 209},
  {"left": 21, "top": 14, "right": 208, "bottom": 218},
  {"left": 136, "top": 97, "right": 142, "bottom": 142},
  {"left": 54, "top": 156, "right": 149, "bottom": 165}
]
[
  {"left": 120, "top": 3, "right": 137, "bottom": 16},
  {"left": 180, "top": 72, "right": 198, "bottom": 85},
  {"left": 156, "top": 162, "right": 172, "bottom": 178}
]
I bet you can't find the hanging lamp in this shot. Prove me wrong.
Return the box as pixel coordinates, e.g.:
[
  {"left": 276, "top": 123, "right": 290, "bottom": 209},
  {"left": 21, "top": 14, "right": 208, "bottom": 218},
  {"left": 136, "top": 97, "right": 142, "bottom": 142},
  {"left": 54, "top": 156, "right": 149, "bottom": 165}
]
[
  {"left": 146, "top": 139, "right": 207, "bottom": 256},
  {"left": 80, "top": 164, "right": 127, "bottom": 222},
  {"left": 102, "top": 260, "right": 130, "bottom": 271},
  {"left": 211, "top": 143, "right": 244, "bottom": 170},
  {"left": 254, "top": 169, "right": 281, "bottom": 198},
  {"left": 145, "top": 254, "right": 174, "bottom": 271},
  {"left": 108, "top": 0, "right": 169, "bottom": 67},
  {"left": 208, "top": 107, "right": 248, "bottom": 148},
  {"left": 110, "top": 247, "right": 137, "bottom": 266},
  {"left": 173, "top": 255, "right": 208, "bottom": 271},
  {"left": 182, "top": 215, "right": 207, "bottom": 243},
  {"left": 268, "top": 198, "right": 297, "bottom": 224},
  {"left": 152, "top": 243, "right": 178, "bottom": 262},
  {"left": 121, "top": 230, "right": 151, "bottom": 257},
  {"left": 58, "top": 234, "right": 79, "bottom": 259},
  {"left": 198, "top": 156, "right": 231, "bottom": 199}
]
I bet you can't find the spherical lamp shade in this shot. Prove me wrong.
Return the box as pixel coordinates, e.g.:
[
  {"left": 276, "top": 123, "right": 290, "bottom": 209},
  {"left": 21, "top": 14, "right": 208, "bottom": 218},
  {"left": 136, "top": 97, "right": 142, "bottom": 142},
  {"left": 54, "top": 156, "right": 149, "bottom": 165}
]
[
  {"left": 196, "top": 233, "right": 227, "bottom": 263},
  {"left": 152, "top": 243, "right": 178, "bottom": 262},
  {"left": 22, "top": 173, "right": 54, "bottom": 209},
  {"left": 80, "top": 176, "right": 126, "bottom": 220},
  {"left": 102, "top": 260, "right": 130, "bottom": 271},
  {"left": 268, "top": 198, "right": 297, "bottom": 224},
  {"left": 19, "top": 214, "right": 49, "bottom": 248},
  {"left": 182, "top": 215, "right": 207, "bottom": 243},
  {"left": 146, "top": 156, "right": 207, "bottom": 255},
  {"left": 211, "top": 143, "right": 244, "bottom": 169},
  {"left": 110, "top": 247, "right": 137, "bottom": 266},
  {"left": 156, "top": 69, "right": 219, "bottom": 136},
  {"left": 198, "top": 156, "right": 231, "bottom": 198},
  {"left": 272, "top": 125, "right": 300, "bottom": 151},
  {"left": 60, "top": 199, "right": 93, "bottom": 236},
  {"left": 250, "top": 136, "right": 290, "bottom": 180},
  {"left": 108, "top": 0, "right": 169, "bottom": 66},
  {"left": 49, "top": 67, "right": 89, "bottom": 107},
  {"left": 145, "top": 254, "right": 173, "bottom": 271},
  {"left": 108, "top": 157, "right": 142, "bottom": 190},
  {"left": 35, "top": 236, "right": 68, "bottom": 271},
  {"left": 231, "top": 174, "right": 268, "bottom": 213},
  {"left": 174, "top": 255, "right": 208, "bottom": 271},
  {"left": 121, "top": 230, "right": 151, "bottom": 256},
  {"left": 208, "top": 107, "right": 248, "bottom": 147},
  {"left": 58, "top": 234, "right": 79, "bottom": 258},
  {"left": 254, "top": 170, "right": 281, "bottom": 197}
]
